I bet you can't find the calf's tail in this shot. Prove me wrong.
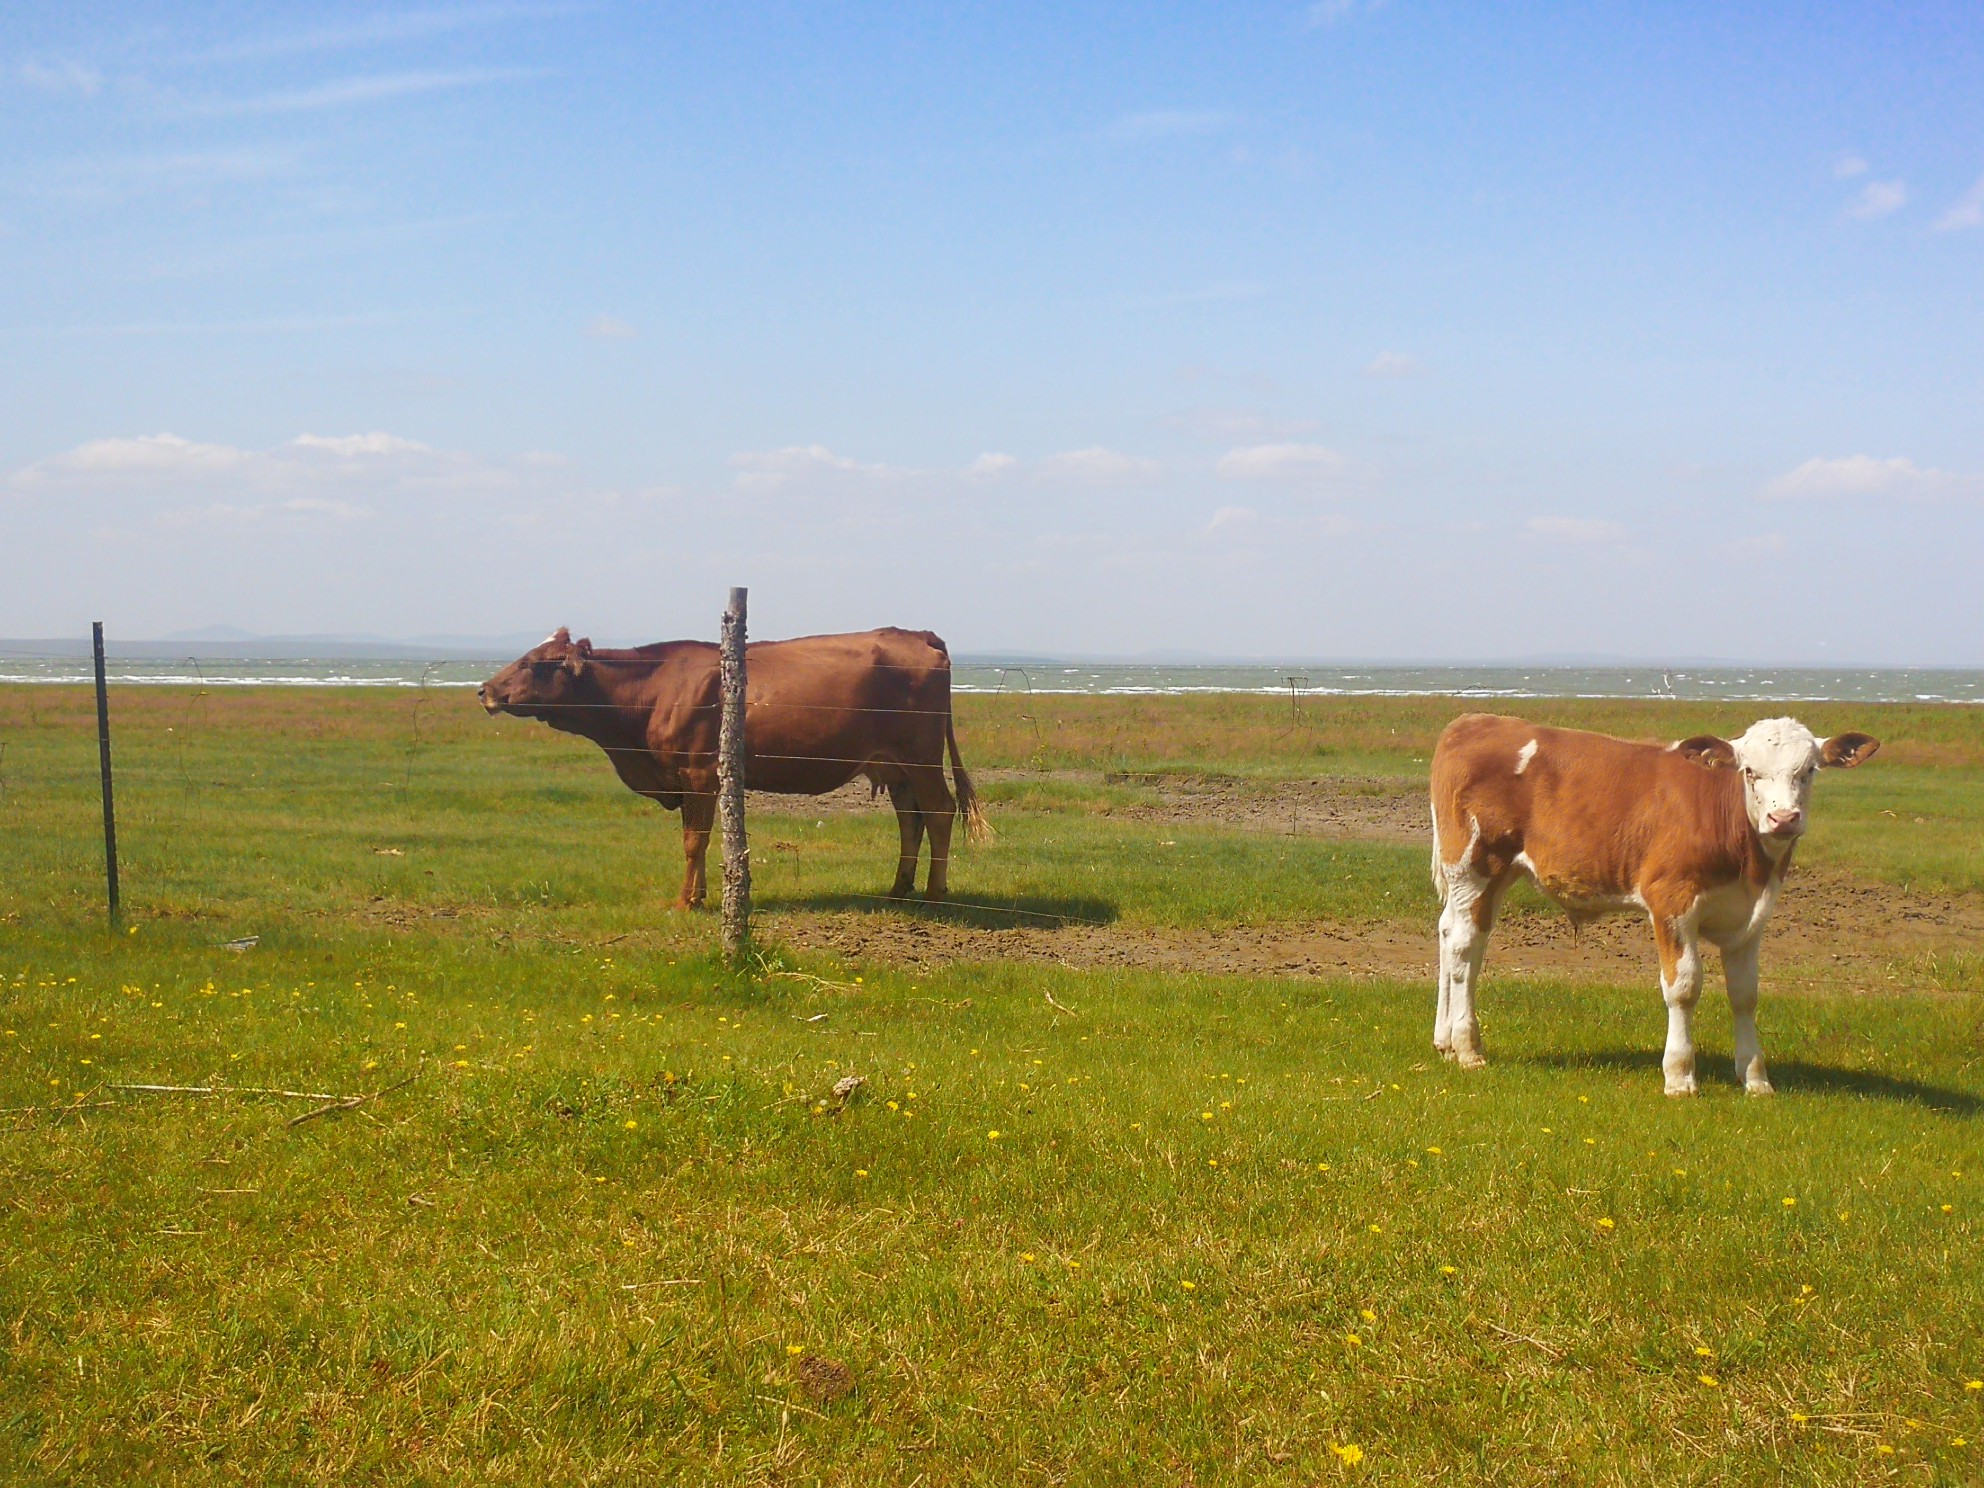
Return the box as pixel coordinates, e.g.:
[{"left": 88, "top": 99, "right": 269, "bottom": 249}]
[
  {"left": 947, "top": 715, "right": 992, "bottom": 843},
  {"left": 1430, "top": 802, "right": 1448, "bottom": 904}
]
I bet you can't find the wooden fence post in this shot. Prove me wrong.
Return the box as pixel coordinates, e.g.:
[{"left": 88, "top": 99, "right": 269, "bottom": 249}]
[
  {"left": 718, "top": 587, "right": 751, "bottom": 963},
  {"left": 92, "top": 621, "right": 121, "bottom": 929}
]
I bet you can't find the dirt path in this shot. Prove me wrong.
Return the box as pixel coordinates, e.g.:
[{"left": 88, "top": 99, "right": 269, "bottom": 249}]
[{"left": 755, "top": 773, "right": 1983, "bottom": 990}]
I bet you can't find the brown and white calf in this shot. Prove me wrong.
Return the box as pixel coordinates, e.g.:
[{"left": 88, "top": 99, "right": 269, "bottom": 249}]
[{"left": 1428, "top": 714, "right": 1879, "bottom": 1095}]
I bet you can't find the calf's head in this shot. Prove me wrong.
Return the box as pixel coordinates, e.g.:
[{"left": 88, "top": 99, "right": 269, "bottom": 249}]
[
  {"left": 477, "top": 627, "right": 594, "bottom": 719},
  {"left": 1675, "top": 717, "right": 1879, "bottom": 842}
]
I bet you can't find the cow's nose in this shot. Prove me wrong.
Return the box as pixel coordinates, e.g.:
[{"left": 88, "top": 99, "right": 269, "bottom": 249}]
[{"left": 1767, "top": 809, "right": 1803, "bottom": 833}]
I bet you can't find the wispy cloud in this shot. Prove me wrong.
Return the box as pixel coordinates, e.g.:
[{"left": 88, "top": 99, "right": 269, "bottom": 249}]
[
  {"left": 1037, "top": 447, "right": 1163, "bottom": 485},
  {"left": 1762, "top": 454, "right": 1978, "bottom": 501},
  {"left": 35, "top": 147, "right": 302, "bottom": 205},
  {"left": 1844, "top": 178, "right": 1908, "bottom": 220},
  {"left": 200, "top": 3, "right": 580, "bottom": 63},
  {"left": 1215, "top": 442, "right": 1346, "bottom": 483},
  {"left": 1936, "top": 173, "right": 1984, "bottom": 232},
  {"left": 1305, "top": 0, "right": 1391, "bottom": 28},
  {"left": 1363, "top": 351, "right": 1423, "bottom": 378},
  {"left": 729, "top": 445, "right": 907, "bottom": 493},
  {"left": 7, "top": 430, "right": 525, "bottom": 519},
  {"left": 1103, "top": 110, "right": 1240, "bottom": 143},
  {"left": 17, "top": 59, "right": 102, "bottom": 97},
  {"left": 1833, "top": 153, "right": 1869, "bottom": 180},
  {"left": 584, "top": 314, "right": 636, "bottom": 340},
  {"left": 178, "top": 67, "right": 540, "bottom": 117},
  {"left": 1526, "top": 515, "right": 1624, "bottom": 543}
]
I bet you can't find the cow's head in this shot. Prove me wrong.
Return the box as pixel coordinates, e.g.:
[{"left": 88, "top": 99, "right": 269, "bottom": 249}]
[
  {"left": 477, "top": 627, "right": 594, "bottom": 719},
  {"left": 1675, "top": 717, "right": 1880, "bottom": 844}
]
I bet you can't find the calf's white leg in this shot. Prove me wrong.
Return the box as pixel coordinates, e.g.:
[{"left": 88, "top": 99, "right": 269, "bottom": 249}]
[
  {"left": 1653, "top": 913, "right": 1704, "bottom": 1096},
  {"left": 1723, "top": 935, "right": 1773, "bottom": 1095},
  {"left": 1438, "top": 865, "right": 1494, "bottom": 1070}
]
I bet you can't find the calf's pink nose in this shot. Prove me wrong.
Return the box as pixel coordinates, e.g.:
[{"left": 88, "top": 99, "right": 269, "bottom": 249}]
[{"left": 1767, "top": 809, "right": 1802, "bottom": 832}]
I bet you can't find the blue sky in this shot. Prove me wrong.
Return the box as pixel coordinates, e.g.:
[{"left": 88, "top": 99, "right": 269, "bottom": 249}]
[{"left": 3, "top": 2, "right": 1981, "bottom": 661}]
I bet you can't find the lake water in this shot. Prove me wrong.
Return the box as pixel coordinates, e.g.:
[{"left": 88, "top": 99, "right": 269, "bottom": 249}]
[{"left": 1, "top": 648, "right": 1979, "bottom": 704}]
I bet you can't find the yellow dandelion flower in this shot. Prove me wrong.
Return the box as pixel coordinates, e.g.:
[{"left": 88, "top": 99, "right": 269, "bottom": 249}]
[
  {"left": 1782, "top": 1197, "right": 1796, "bottom": 1208},
  {"left": 1329, "top": 1442, "right": 1364, "bottom": 1466},
  {"left": 624, "top": 1119, "right": 637, "bottom": 1129},
  {"left": 1672, "top": 1168, "right": 1688, "bottom": 1177},
  {"left": 1440, "top": 1265, "right": 1458, "bottom": 1276},
  {"left": 1966, "top": 1380, "right": 1983, "bottom": 1392},
  {"left": 854, "top": 1169, "right": 869, "bottom": 1177},
  {"left": 786, "top": 1344, "right": 804, "bottom": 1356},
  {"left": 1344, "top": 1333, "right": 1362, "bottom": 1347},
  {"left": 1180, "top": 1280, "right": 1197, "bottom": 1291},
  {"left": 1876, "top": 1444, "right": 1895, "bottom": 1456},
  {"left": 1596, "top": 1217, "right": 1616, "bottom": 1232},
  {"left": 1695, "top": 1346, "right": 1715, "bottom": 1358},
  {"left": 1201, "top": 1111, "right": 1214, "bottom": 1121},
  {"left": 1791, "top": 1412, "right": 1810, "bottom": 1424},
  {"left": 1368, "top": 1224, "right": 1382, "bottom": 1235},
  {"left": 987, "top": 1129, "right": 1001, "bottom": 1140},
  {"left": 1426, "top": 1146, "right": 1443, "bottom": 1156},
  {"left": 1698, "top": 1374, "right": 1719, "bottom": 1387},
  {"left": 1942, "top": 1204, "right": 1955, "bottom": 1214},
  {"left": 1360, "top": 1309, "right": 1376, "bottom": 1323},
  {"left": 1950, "top": 1436, "right": 1968, "bottom": 1448},
  {"left": 1318, "top": 1162, "right": 1331, "bottom": 1172}
]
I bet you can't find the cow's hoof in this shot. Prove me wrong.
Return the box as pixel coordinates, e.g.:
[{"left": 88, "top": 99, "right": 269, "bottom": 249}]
[
  {"left": 1745, "top": 1080, "right": 1776, "bottom": 1098},
  {"left": 1455, "top": 1050, "right": 1487, "bottom": 1071},
  {"left": 1664, "top": 1077, "right": 1698, "bottom": 1097}
]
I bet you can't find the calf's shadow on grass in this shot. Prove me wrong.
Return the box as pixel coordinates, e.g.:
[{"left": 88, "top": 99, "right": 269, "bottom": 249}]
[
  {"left": 760, "top": 889, "right": 1119, "bottom": 932},
  {"left": 1521, "top": 1050, "right": 1982, "bottom": 1115}
]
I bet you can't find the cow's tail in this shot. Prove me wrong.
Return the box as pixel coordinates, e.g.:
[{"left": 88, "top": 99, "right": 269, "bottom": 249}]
[
  {"left": 947, "top": 715, "right": 992, "bottom": 843},
  {"left": 1429, "top": 801, "right": 1448, "bottom": 904}
]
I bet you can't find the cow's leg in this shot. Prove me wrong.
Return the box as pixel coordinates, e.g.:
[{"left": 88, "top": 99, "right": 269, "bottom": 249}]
[
  {"left": 1652, "top": 910, "right": 1704, "bottom": 1096},
  {"left": 1432, "top": 811, "right": 1455, "bottom": 1056},
  {"left": 1438, "top": 852, "right": 1507, "bottom": 1071},
  {"left": 1723, "top": 935, "right": 1773, "bottom": 1095},
  {"left": 676, "top": 775, "right": 716, "bottom": 910},
  {"left": 906, "top": 765, "right": 956, "bottom": 902},
  {"left": 886, "top": 782, "right": 925, "bottom": 900}
]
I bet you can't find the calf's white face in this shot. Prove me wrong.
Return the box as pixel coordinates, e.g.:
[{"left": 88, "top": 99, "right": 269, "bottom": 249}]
[{"left": 1677, "top": 716, "right": 1881, "bottom": 843}]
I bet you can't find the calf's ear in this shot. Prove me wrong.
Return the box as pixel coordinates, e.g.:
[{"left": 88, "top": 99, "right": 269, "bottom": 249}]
[
  {"left": 563, "top": 636, "right": 594, "bottom": 677},
  {"left": 1820, "top": 732, "right": 1879, "bottom": 768},
  {"left": 1675, "top": 735, "right": 1736, "bottom": 768}
]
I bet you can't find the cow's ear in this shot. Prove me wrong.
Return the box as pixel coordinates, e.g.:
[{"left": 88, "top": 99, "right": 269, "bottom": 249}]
[
  {"left": 1676, "top": 735, "right": 1736, "bottom": 769},
  {"left": 563, "top": 637, "right": 593, "bottom": 677},
  {"left": 551, "top": 626, "right": 571, "bottom": 645},
  {"left": 1820, "top": 732, "right": 1880, "bottom": 768}
]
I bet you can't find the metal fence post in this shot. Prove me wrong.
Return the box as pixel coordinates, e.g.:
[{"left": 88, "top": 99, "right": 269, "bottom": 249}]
[
  {"left": 718, "top": 587, "right": 751, "bottom": 962},
  {"left": 92, "top": 621, "right": 121, "bottom": 928}
]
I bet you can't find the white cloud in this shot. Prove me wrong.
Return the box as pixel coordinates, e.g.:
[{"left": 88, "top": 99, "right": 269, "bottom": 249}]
[
  {"left": 8, "top": 430, "right": 523, "bottom": 517},
  {"left": 1526, "top": 515, "right": 1624, "bottom": 543},
  {"left": 290, "top": 432, "right": 431, "bottom": 457},
  {"left": 1104, "top": 110, "right": 1239, "bottom": 143},
  {"left": 1037, "top": 446, "right": 1163, "bottom": 485},
  {"left": 729, "top": 444, "right": 904, "bottom": 492},
  {"left": 585, "top": 314, "right": 636, "bottom": 340},
  {"left": 1935, "top": 173, "right": 1984, "bottom": 232},
  {"left": 1833, "top": 153, "right": 1869, "bottom": 180},
  {"left": 1215, "top": 442, "right": 1345, "bottom": 482},
  {"left": 1205, "top": 505, "right": 1258, "bottom": 533},
  {"left": 1844, "top": 178, "right": 1908, "bottom": 219},
  {"left": 1762, "top": 454, "right": 1975, "bottom": 501},
  {"left": 966, "top": 452, "right": 1019, "bottom": 479},
  {"left": 18, "top": 60, "right": 102, "bottom": 97},
  {"left": 1363, "top": 351, "right": 1423, "bottom": 378}
]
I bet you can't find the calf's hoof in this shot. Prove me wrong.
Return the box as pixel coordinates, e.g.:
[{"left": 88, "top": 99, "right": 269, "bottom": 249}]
[
  {"left": 1664, "top": 1076, "right": 1698, "bottom": 1098},
  {"left": 1745, "top": 1080, "right": 1776, "bottom": 1097},
  {"left": 1455, "top": 1050, "right": 1487, "bottom": 1072}
]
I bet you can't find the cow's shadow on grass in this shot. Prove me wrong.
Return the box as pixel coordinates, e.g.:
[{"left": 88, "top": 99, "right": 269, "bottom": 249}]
[
  {"left": 1521, "top": 1049, "right": 1982, "bottom": 1115},
  {"left": 760, "top": 890, "right": 1118, "bottom": 931}
]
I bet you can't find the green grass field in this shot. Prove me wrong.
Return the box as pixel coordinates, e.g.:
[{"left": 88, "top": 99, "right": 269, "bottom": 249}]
[{"left": 3, "top": 685, "right": 1982, "bottom": 1484}]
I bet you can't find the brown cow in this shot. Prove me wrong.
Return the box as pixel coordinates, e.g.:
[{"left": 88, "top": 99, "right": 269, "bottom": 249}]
[
  {"left": 479, "top": 626, "right": 988, "bottom": 908},
  {"left": 1429, "top": 713, "right": 1879, "bottom": 1095}
]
